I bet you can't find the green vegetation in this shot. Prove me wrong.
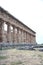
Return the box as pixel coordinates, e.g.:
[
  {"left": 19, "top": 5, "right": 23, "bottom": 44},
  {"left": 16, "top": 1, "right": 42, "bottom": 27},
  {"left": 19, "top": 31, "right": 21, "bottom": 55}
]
[
  {"left": 38, "top": 54, "right": 43, "bottom": 57},
  {"left": 11, "top": 61, "right": 22, "bottom": 65},
  {"left": 0, "top": 48, "right": 2, "bottom": 50},
  {"left": 2, "top": 64, "right": 6, "bottom": 65},
  {"left": 0, "top": 56, "right": 7, "bottom": 60}
]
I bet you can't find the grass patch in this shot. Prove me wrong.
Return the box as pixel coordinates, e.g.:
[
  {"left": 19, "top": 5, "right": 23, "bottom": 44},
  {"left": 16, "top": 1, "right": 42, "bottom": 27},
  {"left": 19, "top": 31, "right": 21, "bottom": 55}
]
[
  {"left": 0, "top": 48, "right": 2, "bottom": 50},
  {"left": 38, "top": 54, "right": 43, "bottom": 58},
  {"left": 0, "top": 56, "right": 7, "bottom": 60},
  {"left": 2, "top": 64, "right": 6, "bottom": 65},
  {"left": 11, "top": 61, "right": 22, "bottom": 65}
]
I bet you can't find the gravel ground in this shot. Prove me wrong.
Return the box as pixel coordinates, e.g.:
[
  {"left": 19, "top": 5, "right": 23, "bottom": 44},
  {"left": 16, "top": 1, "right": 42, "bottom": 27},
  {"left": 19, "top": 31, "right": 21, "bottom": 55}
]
[{"left": 0, "top": 49, "right": 43, "bottom": 65}]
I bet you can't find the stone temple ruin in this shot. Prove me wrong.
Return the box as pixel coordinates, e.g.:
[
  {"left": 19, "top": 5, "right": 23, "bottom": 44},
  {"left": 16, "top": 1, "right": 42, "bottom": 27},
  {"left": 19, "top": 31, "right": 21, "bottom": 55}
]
[{"left": 0, "top": 7, "right": 36, "bottom": 46}]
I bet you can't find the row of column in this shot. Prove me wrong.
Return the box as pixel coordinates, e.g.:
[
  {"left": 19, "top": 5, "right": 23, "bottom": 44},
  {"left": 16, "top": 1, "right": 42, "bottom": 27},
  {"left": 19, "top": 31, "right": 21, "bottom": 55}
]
[{"left": 0, "top": 19, "right": 36, "bottom": 43}]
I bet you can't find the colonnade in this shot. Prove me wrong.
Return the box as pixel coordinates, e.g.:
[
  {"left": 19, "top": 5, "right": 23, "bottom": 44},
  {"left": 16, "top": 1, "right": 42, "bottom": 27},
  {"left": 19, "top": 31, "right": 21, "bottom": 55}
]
[{"left": 0, "top": 18, "right": 36, "bottom": 43}]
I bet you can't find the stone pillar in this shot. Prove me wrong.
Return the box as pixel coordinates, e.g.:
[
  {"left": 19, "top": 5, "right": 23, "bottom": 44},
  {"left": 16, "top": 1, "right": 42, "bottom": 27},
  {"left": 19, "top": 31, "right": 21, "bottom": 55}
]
[
  {"left": 32, "top": 35, "right": 36, "bottom": 43},
  {"left": 28, "top": 33, "right": 30, "bottom": 43},
  {"left": 2, "top": 22, "right": 7, "bottom": 43},
  {"left": 30, "top": 34, "right": 31, "bottom": 43},
  {"left": 27, "top": 33, "right": 29, "bottom": 43},
  {"left": 34, "top": 36, "right": 36, "bottom": 44},
  {"left": 7, "top": 23, "right": 11, "bottom": 43},
  {"left": 26, "top": 32, "right": 27, "bottom": 43},
  {"left": 0, "top": 19, "right": 6, "bottom": 42},
  {"left": 0, "top": 21, "right": 2, "bottom": 42},
  {"left": 26, "top": 32, "right": 28, "bottom": 43},
  {"left": 21, "top": 29, "right": 23, "bottom": 43},
  {"left": 22, "top": 30, "right": 24, "bottom": 43},
  {"left": 23, "top": 31, "right": 26, "bottom": 43},
  {"left": 26, "top": 32, "right": 29, "bottom": 43},
  {"left": 13, "top": 26, "right": 15, "bottom": 43},
  {"left": 25, "top": 32, "right": 27, "bottom": 43},
  {"left": 19, "top": 29, "right": 22, "bottom": 43},
  {"left": 30, "top": 35, "right": 32, "bottom": 43},
  {"left": 23, "top": 30, "right": 27, "bottom": 43},
  {"left": 17, "top": 27, "right": 19, "bottom": 43},
  {"left": 13, "top": 26, "right": 18, "bottom": 43}
]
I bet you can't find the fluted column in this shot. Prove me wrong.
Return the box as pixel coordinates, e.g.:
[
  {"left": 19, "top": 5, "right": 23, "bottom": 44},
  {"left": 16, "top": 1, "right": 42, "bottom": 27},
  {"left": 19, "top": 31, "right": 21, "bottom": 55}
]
[
  {"left": 13, "top": 27, "right": 18, "bottom": 43},
  {"left": 2, "top": 22, "right": 7, "bottom": 43},
  {"left": 23, "top": 31, "right": 25, "bottom": 43},
  {"left": 22, "top": 30, "right": 24, "bottom": 43},
  {"left": 25, "top": 32, "right": 27, "bottom": 43},
  {"left": 23, "top": 30, "right": 25, "bottom": 43},
  {"left": 0, "top": 19, "right": 6, "bottom": 42},
  {"left": 7, "top": 23, "right": 11, "bottom": 43},
  {"left": 27, "top": 33, "right": 28, "bottom": 43},
  {"left": 34, "top": 36, "right": 36, "bottom": 43},
  {"left": 20, "top": 29, "right": 23, "bottom": 43},
  {"left": 28, "top": 33, "right": 29, "bottom": 43},
  {"left": 26, "top": 32, "right": 29, "bottom": 43},
  {"left": 30, "top": 34, "right": 31, "bottom": 43},
  {"left": 19, "top": 29, "right": 22, "bottom": 43},
  {"left": 25, "top": 31, "right": 27, "bottom": 43},
  {"left": 13, "top": 26, "right": 15, "bottom": 43},
  {"left": 29, "top": 34, "right": 35, "bottom": 44},
  {"left": 0, "top": 21, "right": 2, "bottom": 42},
  {"left": 28, "top": 33, "right": 30, "bottom": 43},
  {"left": 26, "top": 32, "right": 27, "bottom": 42},
  {"left": 17, "top": 27, "right": 19, "bottom": 43},
  {"left": 31, "top": 35, "right": 33, "bottom": 43}
]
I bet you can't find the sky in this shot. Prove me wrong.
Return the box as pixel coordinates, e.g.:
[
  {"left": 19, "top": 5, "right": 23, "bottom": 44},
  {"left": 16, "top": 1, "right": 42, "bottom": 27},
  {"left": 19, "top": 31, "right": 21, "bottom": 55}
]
[{"left": 0, "top": 0, "right": 43, "bottom": 44}]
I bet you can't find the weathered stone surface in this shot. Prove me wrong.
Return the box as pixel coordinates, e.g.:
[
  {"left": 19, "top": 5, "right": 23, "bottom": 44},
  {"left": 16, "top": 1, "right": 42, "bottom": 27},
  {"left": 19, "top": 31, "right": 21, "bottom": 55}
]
[{"left": 0, "top": 7, "right": 36, "bottom": 44}]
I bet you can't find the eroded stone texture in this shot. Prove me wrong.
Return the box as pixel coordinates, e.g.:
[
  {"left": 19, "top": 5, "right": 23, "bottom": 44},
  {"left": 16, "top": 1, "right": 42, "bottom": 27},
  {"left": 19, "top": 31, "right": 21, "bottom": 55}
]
[{"left": 0, "top": 7, "right": 36, "bottom": 44}]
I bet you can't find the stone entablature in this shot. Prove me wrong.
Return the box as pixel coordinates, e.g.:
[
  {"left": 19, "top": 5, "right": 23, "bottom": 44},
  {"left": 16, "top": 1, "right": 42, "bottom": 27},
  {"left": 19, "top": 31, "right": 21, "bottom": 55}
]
[{"left": 0, "top": 7, "right": 36, "bottom": 44}]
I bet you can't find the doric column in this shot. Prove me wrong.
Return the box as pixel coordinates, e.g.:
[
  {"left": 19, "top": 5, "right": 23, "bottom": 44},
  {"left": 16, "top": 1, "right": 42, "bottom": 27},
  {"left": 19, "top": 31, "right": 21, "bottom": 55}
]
[
  {"left": 0, "top": 21, "right": 2, "bottom": 42},
  {"left": 26, "top": 32, "right": 29, "bottom": 43},
  {"left": 28, "top": 33, "right": 29, "bottom": 43},
  {"left": 24, "top": 31, "right": 26, "bottom": 43},
  {"left": 14, "top": 28, "right": 17, "bottom": 43},
  {"left": 23, "top": 31, "right": 26, "bottom": 43},
  {"left": 19, "top": 29, "right": 22, "bottom": 43},
  {"left": 30, "top": 34, "right": 31, "bottom": 43},
  {"left": 13, "top": 26, "right": 15, "bottom": 43},
  {"left": 13, "top": 27, "right": 19, "bottom": 43},
  {"left": 20, "top": 29, "right": 23, "bottom": 43},
  {"left": 7, "top": 23, "right": 11, "bottom": 43},
  {"left": 25, "top": 32, "right": 27, "bottom": 42},
  {"left": 17, "top": 27, "right": 19, "bottom": 43},
  {"left": 25, "top": 32, "right": 27, "bottom": 43},
  {"left": 0, "top": 19, "right": 6, "bottom": 43},
  {"left": 21, "top": 30, "right": 24, "bottom": 43},
  {"left": 28, "top": 33, "right": 30, "bottom": 43},
  {"left": 27, "top": 33, "right": 28, "bottom": 43},
  {"left": 20, "top": 29, "right": 22, "bottom": 43},
  {"left": 2, "top": 22, "right": 7, "bottom": 43},
  {"left": 28, "top": 34, "right": 36, "bottom": 44},
  {"left": 23, "top": 31, "right": 24, "bottom": 43},
  {"left": 31, "top": 35, "right": 33, "bottom": 43},
  {"left": 25, "top": 31, "right": 27, "bottom": 43},
  {"left": 34, "top": 36, "right": 36, "bottom": 44}
]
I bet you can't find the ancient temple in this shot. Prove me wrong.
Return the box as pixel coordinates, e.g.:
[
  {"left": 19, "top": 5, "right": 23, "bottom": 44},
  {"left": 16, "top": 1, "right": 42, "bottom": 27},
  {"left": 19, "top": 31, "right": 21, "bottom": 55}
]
[{"left": 0, "top": 7, "right": 36, "bottom": 44}]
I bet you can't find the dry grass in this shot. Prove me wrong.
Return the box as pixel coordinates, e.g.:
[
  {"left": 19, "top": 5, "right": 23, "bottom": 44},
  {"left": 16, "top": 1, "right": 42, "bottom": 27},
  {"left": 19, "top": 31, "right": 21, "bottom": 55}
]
[{"left": 0, "top": 49, "right": 43, "bottom": 65}]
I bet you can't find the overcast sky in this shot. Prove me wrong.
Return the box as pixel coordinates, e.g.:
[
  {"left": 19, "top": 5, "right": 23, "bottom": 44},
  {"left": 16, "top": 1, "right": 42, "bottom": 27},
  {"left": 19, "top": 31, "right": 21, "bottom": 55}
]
[{"left": 0, "top": 0, "right": 43, "bottom": 44}]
